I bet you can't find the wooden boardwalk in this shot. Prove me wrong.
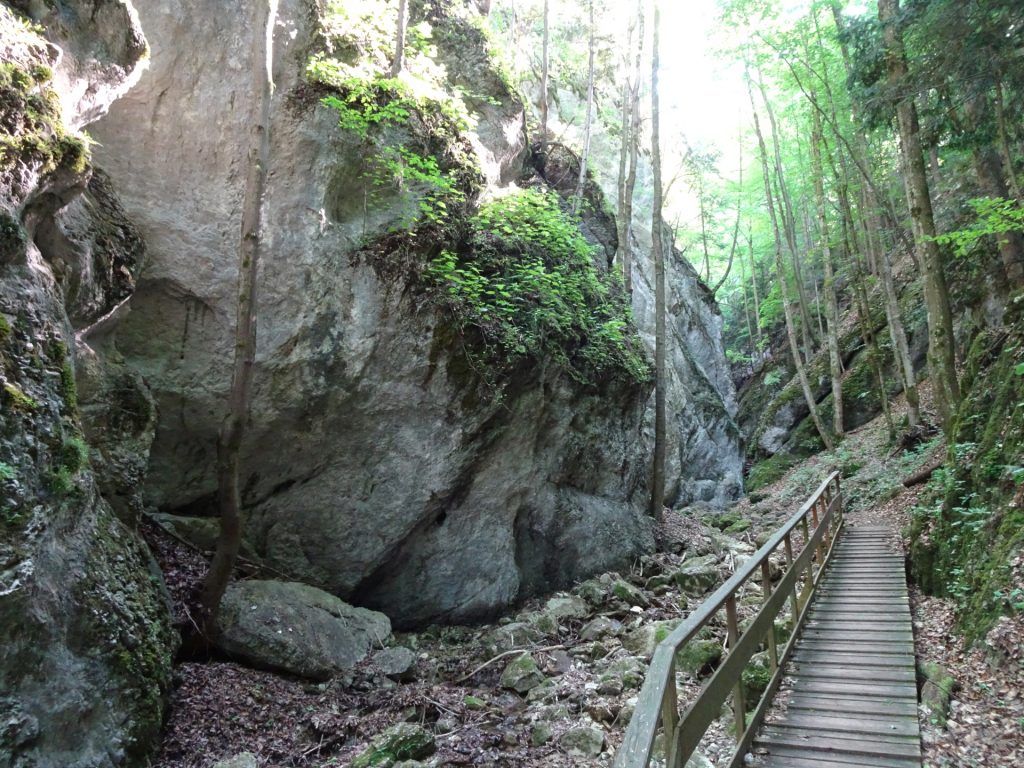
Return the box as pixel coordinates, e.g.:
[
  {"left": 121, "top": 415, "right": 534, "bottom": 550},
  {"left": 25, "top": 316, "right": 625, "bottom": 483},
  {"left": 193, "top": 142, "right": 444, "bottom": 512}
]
[{"left": 752, "top": 526, "right": 922, "bottom": 767}]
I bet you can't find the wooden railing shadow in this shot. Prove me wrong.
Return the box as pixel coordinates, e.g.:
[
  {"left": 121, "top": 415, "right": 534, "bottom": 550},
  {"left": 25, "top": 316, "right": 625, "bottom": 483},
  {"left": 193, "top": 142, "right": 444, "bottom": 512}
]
[{"left": 613, "top": 472, "right": 843, "bottom": 768}]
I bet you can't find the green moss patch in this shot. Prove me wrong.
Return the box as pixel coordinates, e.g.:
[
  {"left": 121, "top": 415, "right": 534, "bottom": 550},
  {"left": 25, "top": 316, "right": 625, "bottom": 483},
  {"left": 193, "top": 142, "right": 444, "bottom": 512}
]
[
  {"left": 0, "top": 61, "right": 89, "bottom": 175},
  {"left": 910, "top": 328, "right": 1024, "bottom": 639}
]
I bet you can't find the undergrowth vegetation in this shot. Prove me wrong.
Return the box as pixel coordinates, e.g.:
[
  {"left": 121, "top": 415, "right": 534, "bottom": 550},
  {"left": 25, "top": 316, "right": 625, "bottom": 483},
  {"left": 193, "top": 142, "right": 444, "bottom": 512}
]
[
  {"left": 427, "top": 189, "right": 650, "bottom": 385},
  {"left": 308, "top": 0, "right": 481, "bottom": 231},
  {"left": 0, "top": 59, "right": 88, "bottom": 177}
]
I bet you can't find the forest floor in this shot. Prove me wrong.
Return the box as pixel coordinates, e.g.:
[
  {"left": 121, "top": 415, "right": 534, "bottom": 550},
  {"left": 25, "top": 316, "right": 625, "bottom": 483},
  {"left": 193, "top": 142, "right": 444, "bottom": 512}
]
[{"left": 146, "top": 386, "right": 1024, "bottom": 768}]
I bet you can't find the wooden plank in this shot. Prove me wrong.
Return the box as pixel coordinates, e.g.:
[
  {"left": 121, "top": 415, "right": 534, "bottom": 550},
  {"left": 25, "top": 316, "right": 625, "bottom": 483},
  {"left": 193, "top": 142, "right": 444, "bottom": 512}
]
[
  {"left": 755, "top": 744, "right": 920, "bottom": 767},
  {"left": 783, "top": 695, "right": 919, "bottom": 718},
  {"left": 786, "top": 679, "right": 917, "bottom": 699},
  {"left": 788, "top": 666, "right": 916, "bottom": 684},
  {"left": 766, "top": 711, "right": 919, "bottom": 736},
  {"left": 791, "top": 650, "right": 914, "bottom": 668},
  {"left": 755, "top": 729, "right": 921, "bottom": 758},
  {"left": 761, "top": 724, "right": 921, "bottom": 749}
]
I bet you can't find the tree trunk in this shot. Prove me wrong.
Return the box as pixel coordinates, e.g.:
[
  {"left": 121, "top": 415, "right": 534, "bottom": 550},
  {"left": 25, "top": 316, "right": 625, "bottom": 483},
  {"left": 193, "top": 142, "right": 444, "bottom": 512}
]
[
  {"left": 747, "top": 231, "right": 763, "bottom": 351},
  {"left": 390, "top": 0, "right": 409, "bottom": 78},
  {"left": 749, "top": 74, "right": 834, "bottom": 452},
  {"left": 879, "top": 0, "right": 960, "bottom": 432},
  {"left": 809, "top": 109, "right": 844, "bottom": 437},
  {"left": 964, "top": 95, "right": 1024, "bottom": 286},
  {"left": 823, "top": 5, "right": 921, "bottom": 427},
  {"left": 619, "top": 0, "right": 644, "bottom": 295},
  {"left": 200, "top": 0, "right": 276, "bottom": 637},
  {"left": 572, "top": 0, "right": 596, "bottom": 216},
  {"left": 757, "top": 70, "right": 817, "bottom": 356},
  {"left": 993, "top": 74, "right": 1023, "bottom": 202},
  {"left": 616, "top": 18, "right": 634, "bottom": 271},
  {"left": 540, "top": 0, "right": 549, "bottom": 157},
  {"left": 650, "top": 0, "right": 667, "bottom": 522}
]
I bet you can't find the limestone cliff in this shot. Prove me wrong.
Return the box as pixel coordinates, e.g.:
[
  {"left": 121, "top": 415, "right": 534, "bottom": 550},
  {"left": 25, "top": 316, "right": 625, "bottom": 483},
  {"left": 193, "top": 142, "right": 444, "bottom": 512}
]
[
  {"left": 86, "top": 0, "right": 741, "bottom": 627},
  {"left": 0, "top": 3, "right": 176, "bottom": 766}
]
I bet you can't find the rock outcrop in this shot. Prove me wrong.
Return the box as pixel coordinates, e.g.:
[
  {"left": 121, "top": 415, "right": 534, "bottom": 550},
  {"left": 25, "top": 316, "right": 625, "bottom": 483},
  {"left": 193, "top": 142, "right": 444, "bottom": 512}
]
[
  {"left": 86, "top": 0, "right": 741, "bottom": 627},
  {"left": 0, "top": 4, "right": 176, "bottom": 766}
]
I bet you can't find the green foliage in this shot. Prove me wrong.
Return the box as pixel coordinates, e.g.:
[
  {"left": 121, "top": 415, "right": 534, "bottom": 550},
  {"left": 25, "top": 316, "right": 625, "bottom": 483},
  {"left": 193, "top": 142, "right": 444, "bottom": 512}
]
[
  {"left": 746, "top": 452, "right": 800, "bottom": 492},
  {"left": 910, "top": 329, "right": 1024, "bottom": 639},
  {"left": 0, "top": 462, "right": 15, "bottom": 482},
  {"left": 427, "top": 189, "right": 650, "bottom": 384},
  {"left": 311, "top": 63, "right": 472, "bottom": 231},
  {"left": 0, "top": 61, "right": 90, "bottom": 174},
  {"left": 932, "top": 197, "right": 1024, "bottom": 257},
  {"left": 3, "top": 383, "right": 37, "bottom": 412}
]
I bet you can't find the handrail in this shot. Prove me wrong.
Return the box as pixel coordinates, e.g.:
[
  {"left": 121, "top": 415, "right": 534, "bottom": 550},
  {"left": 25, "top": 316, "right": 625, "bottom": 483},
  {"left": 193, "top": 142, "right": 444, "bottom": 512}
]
[{"left": 614, "top": 472, "right": 843, "bottom": 768}]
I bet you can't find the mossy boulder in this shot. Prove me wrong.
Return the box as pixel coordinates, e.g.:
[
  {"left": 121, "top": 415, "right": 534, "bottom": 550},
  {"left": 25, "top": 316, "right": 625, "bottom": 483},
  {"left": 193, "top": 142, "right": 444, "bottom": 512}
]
[
  {"left": 352, "top": 723, "right": 436, "bottom": 768},
  {"left": 673, "top": 555, "right": 721, "bottom": 595},
  {"left": 917, "top": 661, "right": 957, "bottom": 726},
  {"left": 500, "top": 653, "right": 546, "bottom": 693},
  {"left": 741, "top": 651, "right": 773, "bottom": 704},
  {"left": 675, "top": 628, "right": 722, "bottom": 677}
]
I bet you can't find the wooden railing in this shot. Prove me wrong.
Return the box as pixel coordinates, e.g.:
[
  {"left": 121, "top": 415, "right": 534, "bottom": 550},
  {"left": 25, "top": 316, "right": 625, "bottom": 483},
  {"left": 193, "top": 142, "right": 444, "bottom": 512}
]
[{"left": 613, "top": 472, "right": 843, "bottom": 768}]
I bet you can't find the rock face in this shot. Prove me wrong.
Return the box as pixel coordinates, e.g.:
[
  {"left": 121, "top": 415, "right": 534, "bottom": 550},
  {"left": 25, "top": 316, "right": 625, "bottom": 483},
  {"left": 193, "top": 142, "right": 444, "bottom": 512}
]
[
  {"left": 0, "top": 4, "right": 177, "bottom": 767},
  {"left": 84, "top": 0, "right": 742, "bottom": 627},
  {"left": 214, "top": 580, "right": 392, "bottom": 680}
]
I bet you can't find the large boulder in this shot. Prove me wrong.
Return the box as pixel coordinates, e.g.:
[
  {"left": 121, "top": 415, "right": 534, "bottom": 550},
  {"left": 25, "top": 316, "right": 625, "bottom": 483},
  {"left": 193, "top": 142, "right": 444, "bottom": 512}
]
[{"left": 214, "top": 580, "right": 391, "bottom": 680}]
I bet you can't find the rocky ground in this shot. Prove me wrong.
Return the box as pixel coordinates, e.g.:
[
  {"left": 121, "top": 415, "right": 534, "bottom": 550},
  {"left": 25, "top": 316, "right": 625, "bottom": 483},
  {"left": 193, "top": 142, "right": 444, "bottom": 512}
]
[{"left": 147, "top": 388, "right": 1023, "bottom": 768}]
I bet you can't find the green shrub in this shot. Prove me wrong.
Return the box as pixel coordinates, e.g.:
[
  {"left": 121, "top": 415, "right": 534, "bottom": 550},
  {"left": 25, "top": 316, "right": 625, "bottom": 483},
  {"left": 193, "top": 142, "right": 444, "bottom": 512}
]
[{"left": 427, "top": 189, "right": 650, "bottom": 384}]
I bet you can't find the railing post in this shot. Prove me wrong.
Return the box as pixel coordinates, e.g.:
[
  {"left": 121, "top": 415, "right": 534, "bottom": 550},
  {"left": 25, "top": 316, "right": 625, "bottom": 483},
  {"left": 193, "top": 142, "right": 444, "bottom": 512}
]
[
  {"left": 784, "top": 532, "right": 799, "bottom": 622},
  {"left": 725, "top": 594, "right": 745, "bottom": 740},
  {"left": 662, "top": 660, "right": 680, "bottom": 768},
  {"left": 761, "top": 559, "right": 779, "bottom": 672}
]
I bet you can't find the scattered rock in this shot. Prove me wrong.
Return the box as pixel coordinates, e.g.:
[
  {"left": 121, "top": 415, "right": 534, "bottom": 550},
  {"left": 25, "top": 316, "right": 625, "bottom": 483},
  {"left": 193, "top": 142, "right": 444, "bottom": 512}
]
[
  {"left": 918, "top": 661, "right": 957, "bottom": 726},
  {"left": 352, "top": 723, "right": 436, "bottom": 768},
  {"left": 580, "top": 616, "right": 624, "bottom": 641},
  {"left": 611, "top": 579, "right": 649, "bottom": 607},
  {"left": 543, "top": 595, "right": 589, "bottom": 620},
  {"left": 675, "top": 629, "right": 723, "bottom": 677},
  {"left": 500, "top": 654, "right": 546, "bottom": 694},
  {"left": 212, "top": 754, "right": 258, "bottom": 768},
  {"left": 463, "top": 695, "right": 486, "bottom": 711},
  {"left": 486, "top": 622, "right": 545, "bottom": 651},
  {"left": 214, "top": 580, "right": 391, "bottom": 680},
  {"left": 529, "top": 722, "right": 553, "bottom": 746},
  {"left": 373, "top": 647, "right": 416, "bottom": 681},
  {"left": 741, "top": 652, "right": 772, "bottom": 704},
  {"left": 558, "top": 725, "right": 605, "bottom": 757},
  {"left": 623, "top": 620, "right": 678, "bottom": 659},
  {"left": 674, "top": 555, "right": 721, "bottom": 595}
]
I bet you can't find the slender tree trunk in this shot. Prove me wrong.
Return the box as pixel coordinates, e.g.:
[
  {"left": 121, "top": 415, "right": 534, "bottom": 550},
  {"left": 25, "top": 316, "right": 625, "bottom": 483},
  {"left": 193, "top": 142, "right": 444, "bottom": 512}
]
[
  {"left": 747, "top": 231, "right": 764, "bottom": 351},
  {"left": 620, "top": 1, "right": 644, "bottom": 294},
  {"left": 809, "top": 109, "right": 844, "bottom": 438},
  {"left": 711, "top": 135, "right": 743, "bottom": 297},
  {"left": 742, "top": 256, "right": 757, "bottom": 358},
  {"left": 879, "top": 0, "right": 960, "bottom": 431},
  {"left": 749, "top": 75, "right": 833, "bottom": 451},
  {"left": 540, "top": 0, "right": 549, "bottom": 157},
  {"left": 819, "top": 9, "right": 921, "bottom": 427},
  {"left": 616, "top": 18, "right": 634, "bottom": 270},
  {"left": 964, "top": 95, "right": 1024, "bottom": 286},
  {"left": 572, "top": 0, "right": 596, "bottom": 216},
  {"left": 201, "top": 0, "right": 276, "bottom": 636},
  {"left": 650, "top": 0, "right": 667, "bottom": 522},
  {"left": 993, "top": 74, "right": 1023, "bottom": 202},
  {"left": 390, "top": 0, "right": 409, "bottom": 77}
]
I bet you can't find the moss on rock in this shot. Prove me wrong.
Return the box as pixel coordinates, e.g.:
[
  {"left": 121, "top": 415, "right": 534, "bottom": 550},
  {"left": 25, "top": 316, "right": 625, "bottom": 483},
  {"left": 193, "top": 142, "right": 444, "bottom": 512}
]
[{"left": 910, "top": 327, "right": 1024, "bottom": 639}]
